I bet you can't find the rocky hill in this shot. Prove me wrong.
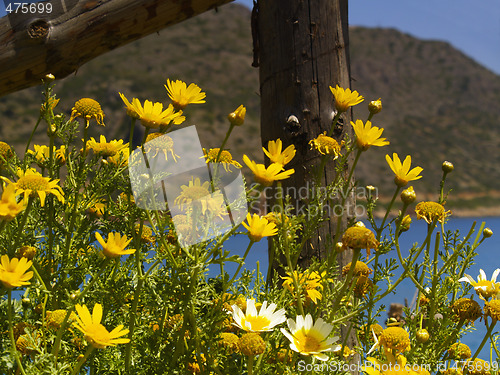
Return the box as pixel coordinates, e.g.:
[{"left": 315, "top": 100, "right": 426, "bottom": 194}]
[{"left": 1, "top": 3, "right": 500, "bottom": 212}]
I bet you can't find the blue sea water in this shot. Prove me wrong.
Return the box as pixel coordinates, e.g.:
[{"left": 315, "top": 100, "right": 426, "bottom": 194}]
[{"left": 210, "top": 216, "right": 500, "bottom": 361}]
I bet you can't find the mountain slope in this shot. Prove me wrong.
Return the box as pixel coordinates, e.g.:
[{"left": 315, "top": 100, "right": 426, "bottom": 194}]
[{"left": 1, "top": 4, "right": 500, "bottom": 211}]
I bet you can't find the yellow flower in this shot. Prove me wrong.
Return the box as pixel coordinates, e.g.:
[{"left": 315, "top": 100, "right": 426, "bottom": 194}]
[
  {"left": 70, "top": 98, "right": 105, "bottom": 126},
  {"left": 16, "top": 245, "right": 37, "bottom": 260},
  {"left": 363, "top": 352, "right": 427, "bottom": 375},
  {"left": 174, "top": 177, "right": 211, "bottom": 213},
  {"left": 263, "top": 139, "right": 296, "bottom": 166},
  {"left": 119, "top": 92, "right": 142, "bottom": 118},
  {"left": 135, "top": 224, "right": 155, "bottom": 245},
  {"left": 342, "top": 261, "right": 372, "bottom": 277},
  {"left": 398, "top": 214, "right": 412, "bottom": 232},
  {"left": 165, "top": 79, "right": 206, "bottom": 110},
  {"left": 241, "top": 213, "right": 278, "bottom": 242},
  {"left": 386, "top": 153, "right": 423, "bottom": 187},
  {"left": 95, "top": 232, "right": 136, "bottom": 259},
  {"left": 28, "top": 145, "right": 66, "bottom": 166},
  {"left": 120, "top": 94, "right": 185, "bottom": 129},
  {"left": 0, "top": 184, "right": 26, "bottom": 221},
  {"left": 309, "top": 132, "right": 342, "bottom": 157},
  {"left": 238, "top": 333, "right": 266, "bottom": 356},
  {"left": 40, "top": 96, "right": 59, "bottom": 114},
  {"left": 144, "top": 133, "right": 179, "bottom": 162},
  {"left": 0, "top": 255, "right": 33, "bottom": 289},
  {"left": 46, "top": 309, "right": 77, "bottom": 329},
  {"left": 445, "top": 342, "right": 472, "bottom": 360},
  {"left": 281, "top": 314, "right": 340, "bottom": 361},
  {"left": 88, "top": 201, "right": 106, "bottom": 218},
  {"left": 342, "top": 226, "right": 379, "bottom": 257},
  {"left": 484, "top": 299, "right": 500, "bottom": 321},
  {"left": 203, "top": 148, "right": 242, "bottom": 171},
  {"left": 242, "top": 155, "right": 294, "bottom": 186},
  {"left": 16, "top": 334, "right": 38, "bottom": 356},
  {"left": 458, "top": 269, "right": 500, "bottom": 300},
  {"left": 108, "top": 147, "right": 129, "bottom": 167},
  {"left": 369, "top": 327, "right": 411, "bottom": 355},
  {"left": 73, "top": 303, "right": 130, "bottom": 349},
  {"left": 351, "top": 119, "right": 389, "bottom": 151},
  {"left": 464, "top": 358, "right": 491, "bottom": 375},
  {"left": 2, "top": 168, "right": 64, "bottom": 207},
  {"left": 87, "top": 135, "right": 128, "bottom": 157},
  {"left": 228, "top": 104, "right": 246, "bottom": 126},
  {"left": 415, "top": 201, "right": 450, "bottom": 224},
  {"left": 219, "top": 332, "right": 240, "bottom": 354},
  {"left": 451, "top": 298, "right": 482, "bottom": 324},
  {"left": 281, "top": 270, "right": 326, "bottom": 304},
  {"left": 231, "top": 298, "right": 286, "bottom": 332},
  {"left": 0, "top": 142, "right": 13, "bottom": 168},
  {"left": 329, "top": 85, "right": 364, "bottom": 112}
]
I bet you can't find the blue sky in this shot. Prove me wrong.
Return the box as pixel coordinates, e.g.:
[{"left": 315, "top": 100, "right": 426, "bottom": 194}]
[{"left": 236, "top": 0, "right": 500, "bottom": 75}]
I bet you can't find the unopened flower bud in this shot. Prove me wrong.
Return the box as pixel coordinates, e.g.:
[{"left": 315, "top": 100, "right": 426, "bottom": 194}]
[
  {"left": 398, "top": 215, "right": 411, "bottom": 232},
  {"left": 400, "top": 186, "right": 416, "bottom": 204},
  {"left": 416, "top": 328, "right": 429, "bottom": 343},
  {"left": 44, "top": 73, "right": 55, "bottom": 82},
  {"left": 483, "top": 228, "right": 493, "bottom": 238},
  {"left": 47, "top": 123, "right": 57, "bottom": 136},
  {"left": 16, "top": 245, "right": 37, "bottom": 260},
  {"left": 228, "top": 104, "right": 246, "bottom": 126},
  {"left": 442, "top": 161, "right": 454, "bottom": 174},
  {"left": 335, "top": 242, "right": 345, "bottom": 253},
  {"left": 368, "top": 98, "right": 382, "bottom": 115}
]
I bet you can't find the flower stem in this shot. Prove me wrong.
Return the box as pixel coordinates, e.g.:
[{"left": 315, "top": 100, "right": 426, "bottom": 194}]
[
  {"left": 247, "top": 355, "right": 254, "bottom": 375},
  {"left": 376, "top": 186, "right": 401, "bottom": 240},
  {"left": 13, "top": 197, "right": 33, "bottom": 252},
  {"left": 226, "top": 240, "right": 255, "bottom": 288},
  {"left": 470, "top": 319, "right": 496, "bottom": 362},
  {"left": 24, "top": 115, "right": 42, "bottom": 155},
  {"left": 70, "top": 346, "right": 94, "bottom": 375},
  {"left": 331, "top": 248, "right": 361, "bottom": 312},
  {"left": 124, "top": 243, "right": 145, "bottom": 372},
  {"left": 8, "top": 290, "right": 28, "bottom": 375},
  {"left": 215, "top": 124, "right": 235, "bottom": 163}
]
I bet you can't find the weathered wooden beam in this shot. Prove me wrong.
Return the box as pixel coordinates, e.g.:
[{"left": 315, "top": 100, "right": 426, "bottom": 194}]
[{"left": 0, "top": 0, "right": 233, "bottom": 97}]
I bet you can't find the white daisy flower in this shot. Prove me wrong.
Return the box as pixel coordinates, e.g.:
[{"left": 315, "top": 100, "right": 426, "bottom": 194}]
[
  {"left": 231, "top": 299, "right": 286, "bottom": 332},
  {"left": 459, "top": 269, "right": 500, "bottom": 299},
  {"left": 280, "top": 314, "right": 340, "bottom": 361}
]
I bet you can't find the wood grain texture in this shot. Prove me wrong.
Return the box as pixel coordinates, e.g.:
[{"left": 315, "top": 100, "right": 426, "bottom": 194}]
[
  {"left": 258, "top": 0, "right": 357, "bottom": 363},
  {"left": 0, "top": 0, "right": 233, "bottom": 96},
  {"left": 258, "top": 0, "right": 352, "bottom": 264}
]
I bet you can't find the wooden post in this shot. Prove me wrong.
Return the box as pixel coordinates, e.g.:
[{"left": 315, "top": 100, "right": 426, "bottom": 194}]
[
  {"left": 257, "top": 0, "right": 358, "bottom": 360},
  {"left": 0, "top": 0, "right": 233, "bottom": 97}
]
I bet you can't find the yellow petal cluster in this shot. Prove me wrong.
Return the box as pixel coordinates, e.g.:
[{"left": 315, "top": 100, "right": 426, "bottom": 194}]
[
  {"left": 2, "top": 168, "right": 64, "bottom": 207},
  {"left": 241, "top": 213, "right": 278, "bottom": 242},
  {"left": 386, "top": 153, "right": 423, "bottom": 187},
  {"left": 0, "top": 255, "right": 33, "bottom": 289},
  {"left": 263, "top": 139, "right": 296, "bottom": 166},
  {"left": 165, "top": 79, "right": 206, "bottom": 110},
  {"left": 351, "top": 119, "right": 389, "bottom": 151},
  {"left": 73, "top": 303, "right": 130, "bottom": 349},
  {"left": 243, "top": 155, "right": 294, "bottom": 186},
  {"left": 95, "top": 232, "right": 136, "bottom": 259},
  {"left": 329, "top": 85, "right": 364, "bottom": 112}
]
